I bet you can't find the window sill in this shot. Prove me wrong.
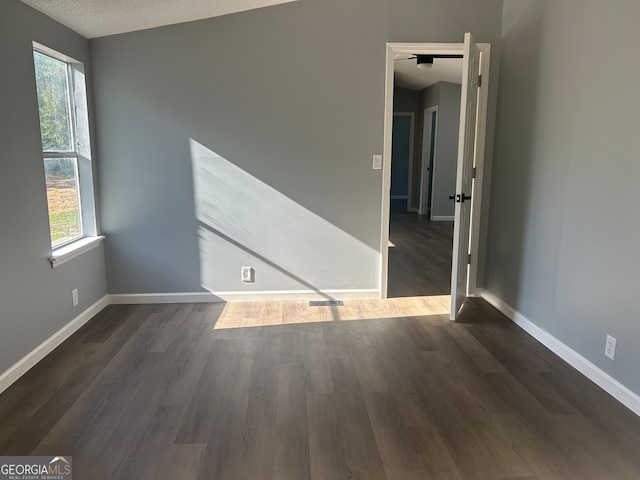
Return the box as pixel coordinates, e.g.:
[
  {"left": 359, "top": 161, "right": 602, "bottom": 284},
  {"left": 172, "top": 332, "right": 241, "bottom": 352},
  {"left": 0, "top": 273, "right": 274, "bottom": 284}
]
[{"left": 49, "top": 235, "right": 105, "bottom": 269}]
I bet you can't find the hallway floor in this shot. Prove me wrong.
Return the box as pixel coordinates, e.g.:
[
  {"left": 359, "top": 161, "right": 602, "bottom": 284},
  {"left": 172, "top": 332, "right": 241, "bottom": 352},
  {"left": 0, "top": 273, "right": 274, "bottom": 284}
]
[{"left": 388, "top": 212, "right": 453, "bottom": 298}]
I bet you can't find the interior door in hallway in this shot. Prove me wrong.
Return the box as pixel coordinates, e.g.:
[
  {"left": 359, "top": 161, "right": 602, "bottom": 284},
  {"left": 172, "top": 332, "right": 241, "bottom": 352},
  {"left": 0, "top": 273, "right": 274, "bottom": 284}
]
[{"left": 391, "top": 113, "right": 413, "bottom": 212}]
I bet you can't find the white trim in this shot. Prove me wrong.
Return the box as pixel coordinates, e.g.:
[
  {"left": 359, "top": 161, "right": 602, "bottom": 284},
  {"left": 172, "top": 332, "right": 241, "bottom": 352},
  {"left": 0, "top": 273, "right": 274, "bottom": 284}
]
[
  {"left": 478, "top": 289, "right": 640, "bottom": 418},
  {"left": 0, "top": 295, "right": 109, "bottom": 395},
  {"left": 387, "top": 42, "right": 467, "bottom": 55},
  {"left": 109, "top": 289, "right": 381, "bottom": 304},
  {"left": 49, "top": 235, "right": 105, "bottom": 268},
  {"left": 381, "top": 40, "right": 490, "bottom": 300},
  {"left": 33, "top": 41, "right": 80, "bottom": 64},
  {"left": 431, "top": 215, "right": 454, "bottom": 221},
  {"left": 0, "top": 288, "right": 379, "bottom": 391},
  {"left": 35, "top": 41, "right": 100, "bottom": 245},
  {"left": 380, "top": 45, "right": 395, "bottom": 298}
]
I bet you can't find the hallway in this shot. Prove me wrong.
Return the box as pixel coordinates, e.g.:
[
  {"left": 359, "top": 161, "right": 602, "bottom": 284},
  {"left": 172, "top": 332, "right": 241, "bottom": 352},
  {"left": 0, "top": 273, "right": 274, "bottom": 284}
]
[{"left": 387, "top": 213, "right": 453, "bottom": 298}]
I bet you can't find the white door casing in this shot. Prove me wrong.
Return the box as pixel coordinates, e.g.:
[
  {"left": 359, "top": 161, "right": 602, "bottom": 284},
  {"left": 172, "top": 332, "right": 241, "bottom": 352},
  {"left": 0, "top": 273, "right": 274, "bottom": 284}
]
[
  {"left": 380, "top": 38, "right": 490, "bottom": 306},
  {"left": 450, "top": 33, "right": 480, "bottom": 319}
]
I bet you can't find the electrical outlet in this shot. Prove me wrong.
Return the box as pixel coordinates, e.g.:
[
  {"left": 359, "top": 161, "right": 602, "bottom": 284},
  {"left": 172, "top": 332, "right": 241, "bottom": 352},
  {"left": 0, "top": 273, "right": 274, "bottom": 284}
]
[
  {"left": 372, "top": 154, "right": 383, "bottom": 170},
  {"left": 604, "top": 335, "right": 616, "bottom": 360},
  {"left": 241, "top": 267, "right": 255, "bottom": 283},
  {"left": 72, "top": 288, "right": 79, "bottom": 307}
]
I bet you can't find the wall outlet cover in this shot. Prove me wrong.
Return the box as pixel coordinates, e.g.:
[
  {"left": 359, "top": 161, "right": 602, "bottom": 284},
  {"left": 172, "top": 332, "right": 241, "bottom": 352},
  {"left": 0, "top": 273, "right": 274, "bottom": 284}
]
[{"left": 242, "top": 267, "right": 255, "bottom": 283}]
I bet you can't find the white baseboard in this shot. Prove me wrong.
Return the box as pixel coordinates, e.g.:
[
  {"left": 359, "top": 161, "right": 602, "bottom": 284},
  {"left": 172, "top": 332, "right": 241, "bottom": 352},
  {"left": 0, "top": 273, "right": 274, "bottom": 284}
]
[
  {"left": 431, "top": 215, "right": 454, "bottom": 221},
  {"left": 5, "top": 288, "right": 639, "bottom": 419},
  {"left": 109, "top": 289, "right": 381, "bottom": 304},
  {"left": 0, "top": 295, "right": 109, "bottom": 395},
  {"left": 1, "top": 288, "right": 381, "bottom": 393},
  {"left": 478, "top": 288, "right": 640, "bottom": 417}
]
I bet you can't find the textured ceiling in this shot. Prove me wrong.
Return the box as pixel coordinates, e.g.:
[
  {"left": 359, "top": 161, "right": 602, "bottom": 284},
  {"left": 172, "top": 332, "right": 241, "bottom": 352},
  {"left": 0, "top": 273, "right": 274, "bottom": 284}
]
[
  {"left": 20, "top": 0, "right": 297, "bottom": 38},
  {"left": 394, "top": 55, "right": 462, "bottom": 91}
]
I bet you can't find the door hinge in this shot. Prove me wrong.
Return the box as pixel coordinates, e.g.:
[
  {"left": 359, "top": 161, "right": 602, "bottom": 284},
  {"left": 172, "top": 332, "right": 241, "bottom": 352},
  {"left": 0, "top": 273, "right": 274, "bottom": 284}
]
[
  {"left": 478, "top": 75, "right": 482, "bottom": 87},
  {"left": 467, "top": 253, "right": 472, "bottom": 264},
  {"left": 472, "top": 167, "right": 477, "bottom": 179}
]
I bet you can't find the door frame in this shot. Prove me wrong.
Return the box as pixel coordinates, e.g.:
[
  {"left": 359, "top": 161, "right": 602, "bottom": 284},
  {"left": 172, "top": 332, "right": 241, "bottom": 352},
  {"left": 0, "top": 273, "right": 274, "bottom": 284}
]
[
  {"left": 391, "top": 112, "right": 416, "bottom": 212},
  {"left": 420, "top": 106, "right": 438, "bottom": 216},
  {"left": 379, "top": 41, "right": 491, "bottom": 300}
]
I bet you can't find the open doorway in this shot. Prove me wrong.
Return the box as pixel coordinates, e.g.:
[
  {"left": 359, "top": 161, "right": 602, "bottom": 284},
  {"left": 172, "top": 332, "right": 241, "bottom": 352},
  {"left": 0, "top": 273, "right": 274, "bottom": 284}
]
[
  {"left": 381, "top": 37, "right": 491, "bottom": 319},
  {"left": 388, "top": 76, "right": 458, "bottom": 298}
]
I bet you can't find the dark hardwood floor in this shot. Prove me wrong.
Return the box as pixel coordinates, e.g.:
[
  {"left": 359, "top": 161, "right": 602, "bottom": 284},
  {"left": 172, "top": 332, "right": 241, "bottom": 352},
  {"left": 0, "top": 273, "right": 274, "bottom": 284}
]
[
  {"left": 388, "top": 211, "right": 453, "bottom": 298},
  {"left": 1, "top": 297, "right": 640, "bottom": 479}
]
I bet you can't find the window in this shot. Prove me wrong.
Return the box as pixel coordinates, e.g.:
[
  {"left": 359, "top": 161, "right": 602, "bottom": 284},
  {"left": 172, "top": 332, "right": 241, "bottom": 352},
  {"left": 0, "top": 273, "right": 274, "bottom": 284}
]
[{"left": 33, "top": 44, "right": 100, "bottom": 263}]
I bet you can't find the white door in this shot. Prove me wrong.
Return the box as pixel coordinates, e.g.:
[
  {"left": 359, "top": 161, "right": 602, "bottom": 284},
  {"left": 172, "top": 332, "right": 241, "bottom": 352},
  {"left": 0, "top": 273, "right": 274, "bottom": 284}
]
[{"left": 450, "top": 33, "right": 480, "bottom": 320}]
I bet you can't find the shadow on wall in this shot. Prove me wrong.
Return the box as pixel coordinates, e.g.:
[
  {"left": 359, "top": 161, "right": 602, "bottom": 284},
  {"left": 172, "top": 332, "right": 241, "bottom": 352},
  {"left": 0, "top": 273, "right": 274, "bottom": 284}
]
[{"left": 189, "top": 139, "right": 379, "bottom": 297}]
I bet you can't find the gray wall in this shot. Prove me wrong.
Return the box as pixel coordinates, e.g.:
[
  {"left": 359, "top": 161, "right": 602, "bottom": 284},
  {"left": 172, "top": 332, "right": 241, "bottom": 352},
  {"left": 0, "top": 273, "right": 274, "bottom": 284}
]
[
  {"left": 486, "top": 0, "right": 640, "bottom": 394},
  {"left": 0, "top": 1, "right": 107, "bottom": 376},
  {"left": 393, "top": 86, "right": 419, "bottom": 114},
  {"left": 420, "top": 81, "right": 461, "bottom": 218},
  {"left": 92, "top": 0, "right": 503, "bottom": 295}
]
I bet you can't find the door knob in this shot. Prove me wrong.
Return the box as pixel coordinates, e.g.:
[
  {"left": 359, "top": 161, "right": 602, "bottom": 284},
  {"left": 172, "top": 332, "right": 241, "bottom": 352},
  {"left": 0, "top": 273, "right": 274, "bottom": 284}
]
[{"left": 449, "top": 194, "right": 472, "bottom": 203}]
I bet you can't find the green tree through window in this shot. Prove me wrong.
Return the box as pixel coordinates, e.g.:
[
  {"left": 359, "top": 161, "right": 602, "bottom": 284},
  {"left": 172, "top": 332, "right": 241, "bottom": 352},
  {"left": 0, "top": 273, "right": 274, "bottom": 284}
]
[
  {"left": 34, "top": 51, "right": 73, "bottom": 152},
  {"left": 34, "top": 49, "right": 82, "bottom": 247}
]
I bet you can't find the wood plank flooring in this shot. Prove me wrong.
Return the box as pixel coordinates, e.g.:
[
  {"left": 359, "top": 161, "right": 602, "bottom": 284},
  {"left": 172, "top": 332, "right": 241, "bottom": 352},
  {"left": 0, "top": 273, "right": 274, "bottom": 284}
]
[
  {"left": 1, "top": 297, "right": 640, "bottom": 479},
  {"left": 388, "top": 212, "right": 453, "bottom": 298}
]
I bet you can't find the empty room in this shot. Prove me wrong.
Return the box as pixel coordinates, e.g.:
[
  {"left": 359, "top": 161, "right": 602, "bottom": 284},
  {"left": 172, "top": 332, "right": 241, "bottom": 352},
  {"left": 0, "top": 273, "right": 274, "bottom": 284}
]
[{"left": 1, "top": 0, "right": 640, "bottom": 478}]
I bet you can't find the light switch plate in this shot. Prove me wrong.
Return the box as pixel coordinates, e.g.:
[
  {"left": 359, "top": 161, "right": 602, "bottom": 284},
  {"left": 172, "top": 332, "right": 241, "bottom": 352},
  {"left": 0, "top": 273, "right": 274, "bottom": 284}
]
[
  {"left": 372, "top": 154, "right": 382, "bottom": 170},
  {"left": 605, "top": 335, "right": 616, "bottom": 360}
]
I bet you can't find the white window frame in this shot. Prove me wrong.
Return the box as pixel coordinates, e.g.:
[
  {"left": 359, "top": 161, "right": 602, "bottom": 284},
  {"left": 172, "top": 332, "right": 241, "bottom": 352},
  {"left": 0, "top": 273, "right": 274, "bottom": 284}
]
[{"left": 33, "top": 42, "right": 103, "bottom": 268}]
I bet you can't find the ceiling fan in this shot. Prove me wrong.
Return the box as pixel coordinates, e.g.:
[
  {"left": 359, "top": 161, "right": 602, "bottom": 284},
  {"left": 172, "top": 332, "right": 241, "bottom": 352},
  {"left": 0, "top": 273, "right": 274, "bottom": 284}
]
[{"left": 395, "top": 54, "right": 463, "bottom": 69}]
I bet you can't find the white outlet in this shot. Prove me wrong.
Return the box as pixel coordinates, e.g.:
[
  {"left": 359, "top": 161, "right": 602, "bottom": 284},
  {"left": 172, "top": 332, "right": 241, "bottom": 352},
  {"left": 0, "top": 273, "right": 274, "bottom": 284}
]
[
  {"left": 604, "top": 335, "right": 616, "bottom": 360},
  {"left": 241, "top": 267, "right": 255, "bottom": 283},
  {"left": 372, "top": 154, "right": 383, "bottom": 170},
  {"left": 72, "top": 288, "right": 79, "bottom": 307}
]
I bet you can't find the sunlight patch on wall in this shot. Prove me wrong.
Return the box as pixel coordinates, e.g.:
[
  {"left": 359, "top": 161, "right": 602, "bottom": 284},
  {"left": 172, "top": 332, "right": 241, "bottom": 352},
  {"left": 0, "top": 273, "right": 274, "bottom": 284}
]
[{"left": 190, "top": 139, "right": 379, "bottom": 295}]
